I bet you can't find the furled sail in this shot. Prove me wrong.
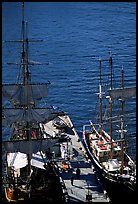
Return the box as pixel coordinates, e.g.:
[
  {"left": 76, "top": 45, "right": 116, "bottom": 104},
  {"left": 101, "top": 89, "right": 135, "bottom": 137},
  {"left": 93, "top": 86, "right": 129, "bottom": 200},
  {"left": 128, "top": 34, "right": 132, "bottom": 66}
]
[
  {"left": 2, "top": 83, "right": 50, "bottom": 107},
  {"left": 3, "top": 138, "right": 59, "bottom": 154},
  {"left": 3, "top": 107, "right": 58, "bottom": 126},
  {"left": 109, "top": 87, "right": 136, "bottom": 100}
]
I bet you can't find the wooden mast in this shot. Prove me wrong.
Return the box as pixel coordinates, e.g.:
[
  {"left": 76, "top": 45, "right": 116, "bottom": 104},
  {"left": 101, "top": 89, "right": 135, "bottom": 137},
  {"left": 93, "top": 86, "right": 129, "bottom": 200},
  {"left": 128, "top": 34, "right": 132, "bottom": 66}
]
[
  {"left": 21, "top": 2, "right": 26, "bottom": 85},
  {"left": 21, "top": 2, "right": 31, "bottom": 176},
  {"left": 109, "top": 52, "right": 113, "bottom": 159},
  {"left": 121, "top": 65, "right": 125, "bottom": 113},
  {"left": 99, "top": 58, "right": 103, "bottom": 136},
  {"left": 120, "top": 65, "right": 125, "bottom": 172}
]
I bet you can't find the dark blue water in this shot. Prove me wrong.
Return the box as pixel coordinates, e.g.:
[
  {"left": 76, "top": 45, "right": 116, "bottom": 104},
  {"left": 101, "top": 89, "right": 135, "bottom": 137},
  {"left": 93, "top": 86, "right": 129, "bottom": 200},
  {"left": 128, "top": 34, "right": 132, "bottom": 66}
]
[{"left": 2, "top": 2, "right": 136, "bottom": 160}]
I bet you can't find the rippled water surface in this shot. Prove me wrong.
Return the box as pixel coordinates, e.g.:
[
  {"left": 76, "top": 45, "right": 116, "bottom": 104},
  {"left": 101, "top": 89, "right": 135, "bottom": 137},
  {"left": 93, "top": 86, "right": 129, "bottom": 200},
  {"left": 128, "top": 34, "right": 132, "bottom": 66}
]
[{"left": 2, "top": 2, "right": 136, "bottom": 160}]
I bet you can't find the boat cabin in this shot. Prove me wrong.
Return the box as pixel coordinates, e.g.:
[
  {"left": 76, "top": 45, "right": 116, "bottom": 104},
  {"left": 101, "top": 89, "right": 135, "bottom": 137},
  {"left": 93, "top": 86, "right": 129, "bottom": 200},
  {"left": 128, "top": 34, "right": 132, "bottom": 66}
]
[{"left": 87, "top": 132, "right": 121, "bottom": 163}]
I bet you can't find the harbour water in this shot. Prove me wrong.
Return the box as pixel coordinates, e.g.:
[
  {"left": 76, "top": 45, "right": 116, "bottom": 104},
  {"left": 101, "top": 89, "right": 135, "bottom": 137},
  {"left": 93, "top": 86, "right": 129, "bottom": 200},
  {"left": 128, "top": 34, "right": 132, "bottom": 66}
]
[{"left": 2, "top": 1, "right": 136, "bottom": 195}]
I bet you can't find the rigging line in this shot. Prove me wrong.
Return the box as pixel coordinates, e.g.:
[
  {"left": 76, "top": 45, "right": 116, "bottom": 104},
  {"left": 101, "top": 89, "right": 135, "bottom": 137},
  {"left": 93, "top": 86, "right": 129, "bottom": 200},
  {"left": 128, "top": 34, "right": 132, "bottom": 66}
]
[
  {"left": 103, "top": 111, "right": 136, "bottom": 121},
  {"left": 103, "top": 103, "right": 110, "bottom": 120},
  {"left": 30, "top": 89, "right": 43, "bottom": 109},
  {"left": 40, "top": 151, "right": 47, "bottom": 167},
  {"left": 95, "top": 103, "right": 99, "bottom": 126},
  {"left": 101, "top": 117, "right": 134, "bottom": 126},
  {"left": 103, "top": 118, "right": 134, "bottom": 124},
  {"left": 36, "top": 85, "right": 49, "bottom": 108},
  {"left": 9, "top": 152, "right": 19, "bottom": 167},
  {"left": 16, "top": 50, "right": 23, "bottom": 83}
]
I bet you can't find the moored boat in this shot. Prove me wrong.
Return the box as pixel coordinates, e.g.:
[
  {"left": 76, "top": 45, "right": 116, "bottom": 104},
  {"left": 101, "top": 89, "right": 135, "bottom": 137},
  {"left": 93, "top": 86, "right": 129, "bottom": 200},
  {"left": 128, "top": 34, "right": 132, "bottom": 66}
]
[
  {"left": 82, "top": 53, "right": 136, "bottom": 201},
  {"left": 2, "top": 2, "right": 78, "bottom": 202}
]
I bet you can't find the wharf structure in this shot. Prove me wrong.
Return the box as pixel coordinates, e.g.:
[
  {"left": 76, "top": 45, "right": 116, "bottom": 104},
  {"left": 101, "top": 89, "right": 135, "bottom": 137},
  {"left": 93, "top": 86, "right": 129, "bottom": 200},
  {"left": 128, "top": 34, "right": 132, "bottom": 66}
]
[{"left": 49, "top": 123, "right": 110, "bottom": 202}]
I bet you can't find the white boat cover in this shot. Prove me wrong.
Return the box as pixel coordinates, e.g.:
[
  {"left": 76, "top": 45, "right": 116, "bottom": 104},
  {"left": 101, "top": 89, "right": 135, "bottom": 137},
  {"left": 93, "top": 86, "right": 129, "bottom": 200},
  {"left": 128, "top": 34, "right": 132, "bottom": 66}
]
[
  {"left": 7, "top": 152, "right": 28, "bottom": 169},
  {"left": 7, "top": 152, "right": 48, "bottom": 170}
]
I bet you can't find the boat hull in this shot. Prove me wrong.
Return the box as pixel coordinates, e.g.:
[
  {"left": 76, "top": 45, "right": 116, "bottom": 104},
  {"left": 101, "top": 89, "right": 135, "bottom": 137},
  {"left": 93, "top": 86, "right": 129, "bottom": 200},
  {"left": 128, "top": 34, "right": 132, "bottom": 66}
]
[
  {"left": 83, "top": 137, "right": 136, "bottom": 202},
  {"left": 3, "top": 114, "right": 75, "bottom": 202},
  {"left": 4, "top": 166, "right": 67, "bottom": 202},
  {"left": 5, "top": 187, "right": 28, "bottom": 202}
]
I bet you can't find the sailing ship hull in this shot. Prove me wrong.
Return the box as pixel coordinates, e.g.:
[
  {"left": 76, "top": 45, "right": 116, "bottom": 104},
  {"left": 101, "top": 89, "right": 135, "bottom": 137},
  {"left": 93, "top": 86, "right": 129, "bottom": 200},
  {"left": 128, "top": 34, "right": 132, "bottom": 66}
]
[
  {"left": 3, "top": 114, "right": 77, "bottom": 202},
  {"left": 4, "top": 168, "right": 60, "bottom": 202},
  {"left": 4, "top": 165, "right": 64, "bottom": 202},
  {"left": 5, "top": 187, "right": 29, "bottom": 202},
  {"left": 82, "top": 133, "right": 136, "bottom": 202}
]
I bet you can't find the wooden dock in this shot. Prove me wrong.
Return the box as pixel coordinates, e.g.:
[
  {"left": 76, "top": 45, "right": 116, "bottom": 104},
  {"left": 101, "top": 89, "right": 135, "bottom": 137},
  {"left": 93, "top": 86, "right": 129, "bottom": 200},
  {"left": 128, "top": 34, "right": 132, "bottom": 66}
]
[
  {"left": 42, "top": 116, "right": 110, "bottom": 202},
  {"left": 57, "top": 128, "right": 110, "bottom": 202}
]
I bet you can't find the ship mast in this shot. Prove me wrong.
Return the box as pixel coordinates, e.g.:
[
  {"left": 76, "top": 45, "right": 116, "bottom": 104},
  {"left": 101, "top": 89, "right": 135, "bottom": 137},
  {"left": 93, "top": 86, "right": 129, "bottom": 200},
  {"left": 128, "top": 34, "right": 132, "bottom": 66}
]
[
  {"left": 21, "top": 2, "right": 30, "bottom": 85},
  {"left": 21, "top": 2, "right": 26, "bottom": 85},
  {"left": 109, "top": 52, "right": 113, "bottom": 159},
  {"left": 25, "top": 21, "right": 30, "bottom": 83},
  {"left": 99, "top": 58, "right": 103, "bottom": 136},
  {"left": 21, "top": 2, "right": 31, "bottom": 175},
  {"left": 120, "top": 65, "right": 125, "bottom": 173}
]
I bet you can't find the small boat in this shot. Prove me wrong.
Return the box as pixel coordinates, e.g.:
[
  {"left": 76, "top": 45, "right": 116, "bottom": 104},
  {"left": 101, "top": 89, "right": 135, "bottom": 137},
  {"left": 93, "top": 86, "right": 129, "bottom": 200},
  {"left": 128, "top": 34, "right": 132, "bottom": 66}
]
[
  {"left": 82, "top": 53, "right": 136, "bottom": 202},
  {"left": 2, "top": 2, "right": 77, "bottom": 202}
]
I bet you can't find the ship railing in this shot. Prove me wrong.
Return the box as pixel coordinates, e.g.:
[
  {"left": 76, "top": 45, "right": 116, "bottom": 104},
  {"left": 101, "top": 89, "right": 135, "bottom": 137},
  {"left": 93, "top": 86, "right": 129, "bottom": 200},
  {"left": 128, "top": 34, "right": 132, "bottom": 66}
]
[{"left": 59, "top": 176, "right": 70, "bottom": 202}]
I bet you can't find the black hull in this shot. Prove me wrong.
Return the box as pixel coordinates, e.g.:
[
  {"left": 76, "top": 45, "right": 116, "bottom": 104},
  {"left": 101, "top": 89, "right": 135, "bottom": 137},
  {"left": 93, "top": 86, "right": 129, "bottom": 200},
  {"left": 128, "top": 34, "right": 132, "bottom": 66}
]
[{"left": 83, "top": 139, "right": 136, "bottom": 202}]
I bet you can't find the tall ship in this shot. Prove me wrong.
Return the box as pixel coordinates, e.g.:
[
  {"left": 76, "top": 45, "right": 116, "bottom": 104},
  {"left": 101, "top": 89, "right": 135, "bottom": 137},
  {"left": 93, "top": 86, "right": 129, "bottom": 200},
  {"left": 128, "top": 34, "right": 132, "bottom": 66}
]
[
  {"left": 2, "top": 3, "right": 78, "bottom": 202},
  {"left": 82, "top": 53, "right": 136, "bottom": 201}
]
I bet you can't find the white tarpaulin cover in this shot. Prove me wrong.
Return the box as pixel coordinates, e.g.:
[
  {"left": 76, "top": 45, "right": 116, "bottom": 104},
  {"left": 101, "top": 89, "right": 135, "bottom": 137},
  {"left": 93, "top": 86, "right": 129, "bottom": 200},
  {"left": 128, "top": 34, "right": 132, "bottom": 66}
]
[
  {"left": 7, "top": 152, "right": 28, "bottom": 169},
  {"left": 7, "top": 152, "right": 48, "bottom": 170}
]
